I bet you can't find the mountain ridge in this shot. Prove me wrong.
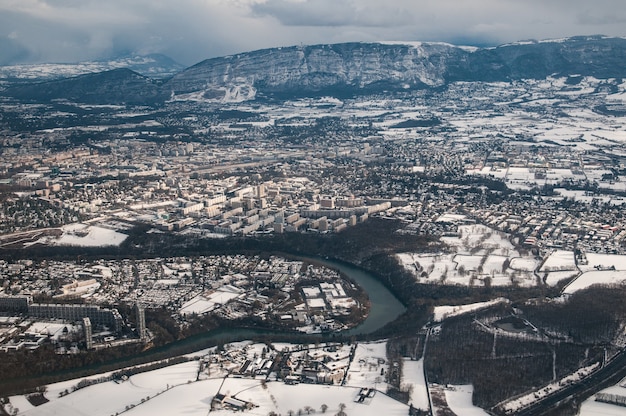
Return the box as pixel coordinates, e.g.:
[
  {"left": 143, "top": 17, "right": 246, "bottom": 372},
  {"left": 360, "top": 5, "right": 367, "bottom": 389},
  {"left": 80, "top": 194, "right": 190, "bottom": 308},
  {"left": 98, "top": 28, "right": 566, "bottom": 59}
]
[
  {"left": 3, "top": 36, "right": 626, "bottom": 104},
  {"left": 4, "top": 68, "right": 168, "bottom": 105},
  {"left": 0, "top": 54, "right": 184, "bottom": 85}
]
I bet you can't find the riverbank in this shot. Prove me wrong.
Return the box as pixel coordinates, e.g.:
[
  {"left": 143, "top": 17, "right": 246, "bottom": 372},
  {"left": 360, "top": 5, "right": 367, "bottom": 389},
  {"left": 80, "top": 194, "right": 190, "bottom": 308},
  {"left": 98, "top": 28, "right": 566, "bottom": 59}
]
[{"left": 0, "top": 255, "right": 405, "bottom": 397}]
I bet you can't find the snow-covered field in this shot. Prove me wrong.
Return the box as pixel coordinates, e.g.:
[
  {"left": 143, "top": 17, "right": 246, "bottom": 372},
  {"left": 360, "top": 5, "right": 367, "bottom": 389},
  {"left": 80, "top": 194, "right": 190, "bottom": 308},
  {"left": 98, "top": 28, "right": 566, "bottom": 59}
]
[
  {"left": 554, "top": 252, "right": 626, "bottom": 294},
  {"left": 6, "top": 341, "right": 410, "bottom": 416},
  {"left": 36, "top": 224, "right": 128, "bottom": 247},
  {"left": 401, "top": 358, "right": 429, "bottom": 410},
  {"left": 26, "top": 322, "right": 80, "bottom": 341},
  {"left": 432, "top": 298, "right": 509, "bottom": 322},
  {"left": 398, "top": 224, "right": 537, "bottom": 287},
  {"left": 539, "top": 250, "right": 580, "bottom": 286},
  {"left": 468, "top": 166, "right": 593, "bottom": 190},
  {"left": 508, "top": 257, "right": 540, "bottom": 271},
  {"left": 399, "top": 219, "right": 626, "bottom": 293},
  {"left": 445, "top": 385, "right": 489, "bottom": 416},
  {"left": 211, "top": 382, "right": 408, "bottom": 416},
  {"left": 579, "top": 379, "right": 626, "bottom": 416},
  {"left": 19, "top": 375, "right": 410, "bottom": 416},
  {"left": 581, "top": 253, "right": 626, "bottom": 271},
  {"left": 179, "top": 288, "right": 242, "bottom": 315},
  {"left": 539, "top": 250, "right": 577, "bottom": 272},
  {"left": 10, "top": 361, "right": 201, "bottom": 416},
  {"left": 543, "top": 270, "right": 579, "bottom": 286},
  {"left": 563, "top": 270, "right": 626, "bottom": 295}
]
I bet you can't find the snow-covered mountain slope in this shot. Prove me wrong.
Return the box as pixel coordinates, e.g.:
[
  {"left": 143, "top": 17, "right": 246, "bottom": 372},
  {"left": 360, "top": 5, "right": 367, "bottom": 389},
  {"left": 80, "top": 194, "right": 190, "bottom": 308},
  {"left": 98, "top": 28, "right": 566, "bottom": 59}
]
[
  {"left": 0, "top": 54, "right": 183, "bottom": 82},
  {"left": 3, "top": 36, "right": 626, "bottom": 104},
  {"left": 166, "top": 42, "right": 466, "bottom": 99}
]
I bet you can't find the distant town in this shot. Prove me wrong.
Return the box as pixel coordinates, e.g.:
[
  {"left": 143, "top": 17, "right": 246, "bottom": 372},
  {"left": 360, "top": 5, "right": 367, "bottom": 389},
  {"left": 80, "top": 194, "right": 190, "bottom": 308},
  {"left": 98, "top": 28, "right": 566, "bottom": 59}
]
[{"left": 1, "top": 78, "right": 626, "bottom": 256}]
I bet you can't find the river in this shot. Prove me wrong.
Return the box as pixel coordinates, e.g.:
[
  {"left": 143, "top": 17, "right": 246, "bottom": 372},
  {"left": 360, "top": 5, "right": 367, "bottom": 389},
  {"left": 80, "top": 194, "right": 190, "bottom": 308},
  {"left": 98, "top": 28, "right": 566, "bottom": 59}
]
[
  {"left": 0, "top": 255, "right": 406, "bottom": 393},
  {"left": 311, "top": 257, "right": 406, "bottom": 335},
  {"left": 144, "top": 255, "right": 407, "bottom": 354}
]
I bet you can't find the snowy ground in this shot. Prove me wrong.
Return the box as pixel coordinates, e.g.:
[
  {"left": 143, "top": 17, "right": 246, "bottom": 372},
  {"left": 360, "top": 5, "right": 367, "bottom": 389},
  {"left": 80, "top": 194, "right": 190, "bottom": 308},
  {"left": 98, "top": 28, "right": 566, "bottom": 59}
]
[
  {"left": 467, "top": 166, "right": 596, "bottom": 191},
  {"left": 26, "top": 321, "right": 80, "bottom": 341},
  {"left": 579, "top": 378, "right": 626, "bottom": 416},
  {"left": 509, "top": 257, "right": 541, "bottom": 271},
  {"left": 555, "top": 252, "right": 626, "bottom": 294},
  {"left": 538, "top": 249, "right": 580, "bottom": 286},
  {"left": 544, "top": 270, "right": 579, "bottom": 286},
  {"left": 398, "top": 224, "right": 537, "bottom": 287},
  {"left": 401, "top": 358, "right": 429, "bottom": 410},
  {"left": 400, "top": 223, "right": 626, "bottom": 291},
  {"left": 6, "top": 341, "right": 408, "bottom": 416},
  {"left": 179, "top": 288, "right": 242, "bottom": 315},
  {"left": 540, "top": 250, "right": 577, "bottom": 272},
  {"left": 20, "top": 377, "right": 409, "bottom": 416},
  {"left": 400, "top": 220, "right": 626, "bottom": 296},
  {"left": 432, "top": 298, "right": 509, "bottom": 322},
  {"left": 346, "top": 341, "right": 388, "bottom": 387},
  {"left": 36, "top": 223, "right": 128, "bottom": 247},
  {"left": 11, "top": 361, "right": 201, "bottom": 416},
  {"left": 581, "top": 253, "right": 626, "bottom": 271},
  {"left": 563, "top": 270, "right": 626, "bottom": 295},
  {"left": 210, "top": 382, "right": 408, "bottom": 416},
  {"left": 445, "top": 385, "right": 489, "bottom": 416}
]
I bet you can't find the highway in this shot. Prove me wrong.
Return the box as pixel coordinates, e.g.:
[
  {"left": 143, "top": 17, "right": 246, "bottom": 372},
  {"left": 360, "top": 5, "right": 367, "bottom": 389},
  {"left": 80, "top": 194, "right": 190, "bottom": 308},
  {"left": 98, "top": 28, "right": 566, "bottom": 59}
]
[{"left": 503, "top": 348, "right": 626, "bottom": 416}]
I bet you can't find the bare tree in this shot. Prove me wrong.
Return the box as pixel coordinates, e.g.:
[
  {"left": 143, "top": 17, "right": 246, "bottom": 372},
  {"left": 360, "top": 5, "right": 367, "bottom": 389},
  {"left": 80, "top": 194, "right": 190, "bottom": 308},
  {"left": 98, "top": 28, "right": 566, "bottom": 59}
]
[{"left": 502, "top": 258, "right": 510, "bottom": 273}]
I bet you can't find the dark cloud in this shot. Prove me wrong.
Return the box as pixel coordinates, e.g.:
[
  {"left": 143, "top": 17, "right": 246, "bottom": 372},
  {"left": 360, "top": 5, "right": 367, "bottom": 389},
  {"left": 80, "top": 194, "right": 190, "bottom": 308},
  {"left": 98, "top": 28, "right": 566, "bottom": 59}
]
[
  {"left": 252, "top": 0, "right": 355, "bottom": 26},
  {"left": 0, "top": 0, "right": 624, "bottom": 66},
  {"left": 0, "top": 37, "right": 31, "bottom": 65},
  {"left": 577, "top": 11, "right": 626, "bottom": 25},
  {"left": 251, "top": 0, "right": 414, "bottom": 27}
]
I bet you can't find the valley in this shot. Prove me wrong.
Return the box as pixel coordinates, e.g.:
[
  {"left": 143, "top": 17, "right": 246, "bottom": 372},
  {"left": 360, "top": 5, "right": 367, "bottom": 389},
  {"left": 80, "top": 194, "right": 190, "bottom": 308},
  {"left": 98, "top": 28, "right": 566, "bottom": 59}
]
[{"left": 1, "top": 37, "right": 626, "bottom": 415}]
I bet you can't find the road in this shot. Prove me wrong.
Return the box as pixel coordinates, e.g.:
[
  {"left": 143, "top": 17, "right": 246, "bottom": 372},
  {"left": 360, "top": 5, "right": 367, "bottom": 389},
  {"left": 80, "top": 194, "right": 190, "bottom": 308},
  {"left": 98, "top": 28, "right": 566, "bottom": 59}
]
[{"left": 505, "top": 348, "right": 626, "bottom": 416}]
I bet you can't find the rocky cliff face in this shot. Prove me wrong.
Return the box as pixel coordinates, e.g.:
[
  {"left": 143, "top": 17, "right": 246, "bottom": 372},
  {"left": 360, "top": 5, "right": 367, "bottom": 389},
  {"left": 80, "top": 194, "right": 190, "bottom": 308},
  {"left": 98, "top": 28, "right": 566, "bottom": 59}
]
[
  {"left": 453, "top": 36, "right": 626, "bottom": 81},
  {"left": 166, "top": 36, "right": 626, "bottom": 101},
  {"left": 3, "top": 36, "right": 626, "bottom": 104},
  {"left": 166, "top": 42, "right": 469, "bottom": 99}
]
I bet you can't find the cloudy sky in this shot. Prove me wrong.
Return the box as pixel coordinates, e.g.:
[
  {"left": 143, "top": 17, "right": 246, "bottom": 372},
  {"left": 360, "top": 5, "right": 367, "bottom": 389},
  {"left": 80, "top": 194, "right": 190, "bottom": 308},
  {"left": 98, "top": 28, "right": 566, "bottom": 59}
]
[{"left": 0, "top": 0, "right": 625, "bottom": 66}]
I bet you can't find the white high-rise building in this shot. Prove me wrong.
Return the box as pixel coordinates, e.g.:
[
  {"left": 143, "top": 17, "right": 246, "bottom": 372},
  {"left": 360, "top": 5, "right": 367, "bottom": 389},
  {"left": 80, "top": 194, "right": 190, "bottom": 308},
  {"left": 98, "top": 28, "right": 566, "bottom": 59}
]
[{"left": 136, "top": 304, "right": 147, "bottom": 342}]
